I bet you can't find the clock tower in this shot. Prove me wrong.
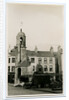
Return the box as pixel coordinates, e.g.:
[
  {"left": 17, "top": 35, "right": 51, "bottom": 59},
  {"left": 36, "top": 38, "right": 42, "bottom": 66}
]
[{"left": 16, "top": 28, "right": 26, "bottom": 63}]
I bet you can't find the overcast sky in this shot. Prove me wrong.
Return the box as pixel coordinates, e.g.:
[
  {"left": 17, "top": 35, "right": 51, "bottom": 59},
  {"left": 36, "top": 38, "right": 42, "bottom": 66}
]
[{"left": 6, "top": 3, "right": 64, "bottom": 51}]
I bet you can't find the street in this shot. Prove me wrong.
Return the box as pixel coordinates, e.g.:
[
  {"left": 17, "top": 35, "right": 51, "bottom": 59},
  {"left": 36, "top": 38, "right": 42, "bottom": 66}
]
[{"left": 8, "top": 83, "right": 62, "bottom": 96}]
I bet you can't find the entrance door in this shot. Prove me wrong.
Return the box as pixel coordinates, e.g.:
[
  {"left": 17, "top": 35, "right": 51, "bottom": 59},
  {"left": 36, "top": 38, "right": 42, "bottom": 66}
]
[{"left": 18, "top": 68, "right": 21, "bottom": 78}]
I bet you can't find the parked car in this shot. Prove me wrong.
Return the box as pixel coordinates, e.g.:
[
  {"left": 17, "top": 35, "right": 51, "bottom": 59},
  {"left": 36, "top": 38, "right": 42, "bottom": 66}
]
[{"left": 50, "top": 80, "right": 62, "bottom": 90}]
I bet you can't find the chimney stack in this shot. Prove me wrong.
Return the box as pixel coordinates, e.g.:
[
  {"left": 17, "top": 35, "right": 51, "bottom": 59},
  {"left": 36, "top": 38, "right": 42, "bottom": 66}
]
[
  {"left": 50, "top": 46, "right": 54, "bottom": 55},
  {"left": 34, "top": 46, "right": 38, "bottom": 53},
  {"left": 57, "top": 45, "right": 63, "bottom": 74},
  {"left": 57, "top": 45, "right": 63, "bottom": 54}
]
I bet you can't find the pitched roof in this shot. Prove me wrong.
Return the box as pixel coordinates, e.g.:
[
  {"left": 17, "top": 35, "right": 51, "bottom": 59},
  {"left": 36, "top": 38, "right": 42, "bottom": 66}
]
[
  {"left": 9, "top": 46, "right": 18, "bottom": 56},
  {"left": 9, "top": 47, "right": 57, "bottom": 57},
  {"left": 27, "top": 50, "right": 56, "bottom": 57},
  {"left": 17, "top": 60, "right": 31, "bottom": 67}
]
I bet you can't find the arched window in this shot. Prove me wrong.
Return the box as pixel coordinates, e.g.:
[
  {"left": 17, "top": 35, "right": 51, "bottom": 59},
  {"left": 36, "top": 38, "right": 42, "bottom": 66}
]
[{"left": 20, "top": 37, "right": 23, "bottom": 45}]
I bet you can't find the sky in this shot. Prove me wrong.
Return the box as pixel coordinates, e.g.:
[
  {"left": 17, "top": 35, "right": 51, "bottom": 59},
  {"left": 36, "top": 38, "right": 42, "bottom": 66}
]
[{"left": 6, "top": 3, "right": 64, "bottom": 51}]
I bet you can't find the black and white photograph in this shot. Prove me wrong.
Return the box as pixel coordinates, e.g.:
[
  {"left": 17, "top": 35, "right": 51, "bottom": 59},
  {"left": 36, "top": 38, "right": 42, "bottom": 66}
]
[{"left": 6, "top": 3, "right": 64, "bottom": 97}]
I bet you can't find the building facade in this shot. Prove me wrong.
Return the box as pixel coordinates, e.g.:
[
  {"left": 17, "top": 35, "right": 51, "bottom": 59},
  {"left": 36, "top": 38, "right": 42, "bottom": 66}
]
[
  {"left": 8, "top": 54, "right": 15, "bottom": 73},
  {"left": 8, "top": 28, "right": 63, "bottom": 85}
]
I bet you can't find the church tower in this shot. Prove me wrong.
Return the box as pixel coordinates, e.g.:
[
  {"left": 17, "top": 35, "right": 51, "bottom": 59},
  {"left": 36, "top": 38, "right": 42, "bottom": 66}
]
[{"left": 16, "top": 28, "right": 26, "bottom": 63}]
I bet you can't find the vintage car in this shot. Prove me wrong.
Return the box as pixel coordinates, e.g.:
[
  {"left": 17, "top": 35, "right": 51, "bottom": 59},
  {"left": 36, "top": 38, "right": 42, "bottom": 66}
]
[{"left": 50, "top": 80, "right": 62, "bottom": 90}]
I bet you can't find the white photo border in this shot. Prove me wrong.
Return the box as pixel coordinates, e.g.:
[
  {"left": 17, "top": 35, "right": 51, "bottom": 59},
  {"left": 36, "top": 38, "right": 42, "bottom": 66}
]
[{"left": 2, "top": 0, "right": 67, "bottom": 100}]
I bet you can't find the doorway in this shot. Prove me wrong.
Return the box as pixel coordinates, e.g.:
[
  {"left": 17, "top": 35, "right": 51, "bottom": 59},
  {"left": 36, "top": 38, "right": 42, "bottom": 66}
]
[{"left": 18, "top": 68, "right": 21, "bottom": 78}]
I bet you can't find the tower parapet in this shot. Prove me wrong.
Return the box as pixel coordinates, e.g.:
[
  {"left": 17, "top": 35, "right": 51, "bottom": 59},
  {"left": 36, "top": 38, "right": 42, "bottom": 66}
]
[{"left": 16, "top": 28, "right": 26, "bottom": 48}]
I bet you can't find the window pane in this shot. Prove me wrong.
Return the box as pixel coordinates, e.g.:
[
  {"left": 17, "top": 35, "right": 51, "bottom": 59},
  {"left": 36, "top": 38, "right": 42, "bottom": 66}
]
[
  {"left": 12, "top": 58, "right": 15, "bottom": 63},
  {"left": 49, "top": 65, "right": 53, "bottom": 71},
  {"left": 31, "top": 58, "right": 35, "bottom": 63},
  {"left": 8, "top": 66, "right": 10, "bottom": 72},
  {"left": 8, "top": 58, "right": 10, "bottom": 63},
  {"left": 44, "top": 65, "right": 48, "bottom": 71},
  {"left": 50, "top": 68, "right": 53, "bottom": 71},
  {"left": 49, "top": 57, "right": 53, "bottom": 63},
  {"left": 44, "top": 58, "right": 47, "bottom": 64},
  {"left": 33, "top": 66, "right": 35, "bottom": 71},
  {"left": 12, "top": 66, "right": 15, "bottom": 72},
  {"left": 38, "top": 58, "right": 42, "bottom": 64}
]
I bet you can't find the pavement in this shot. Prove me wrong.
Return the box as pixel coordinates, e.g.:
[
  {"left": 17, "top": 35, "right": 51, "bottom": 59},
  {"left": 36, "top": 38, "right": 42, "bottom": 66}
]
[
  {"left": 8, "top": 83, "right": 62, "bottom": 96},
  {"left": 33, "top": 88, "right": 62, "bottom": 94}
]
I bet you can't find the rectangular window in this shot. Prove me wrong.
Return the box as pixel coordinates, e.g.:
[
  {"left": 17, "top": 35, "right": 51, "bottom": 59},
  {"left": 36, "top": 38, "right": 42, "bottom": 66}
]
[
  {"left": 8, "top": 58, "right": 10, "bottom": 63},
  {"left": 44, "top": 65, "right": 48, "bottom": 71},
  {"left": 44, "top": 58, "right": 47, "bottom": 64},
  {"left": 12, "top": 66, "right": 15, "bottom": 72},
  {"left": 8, "top": 66, "right": 10, "bottom": 72},
  {"left": 49, "top": 57, "right": 53, "bottom": 63},
  {"left": 12, "top": 58, "right": 15, "bottom": 63},
  {"left": 38, "top": 58, "right": 42, "bottom": 64},
  {"left": 31, "top": 58, "right": 35, "bottom": 63},
  {"left": 33, "top": 66, "right": 35, "bottom": 71},
  {"left": 49, "top": 65, "right": 53, "bottom": 71}
]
